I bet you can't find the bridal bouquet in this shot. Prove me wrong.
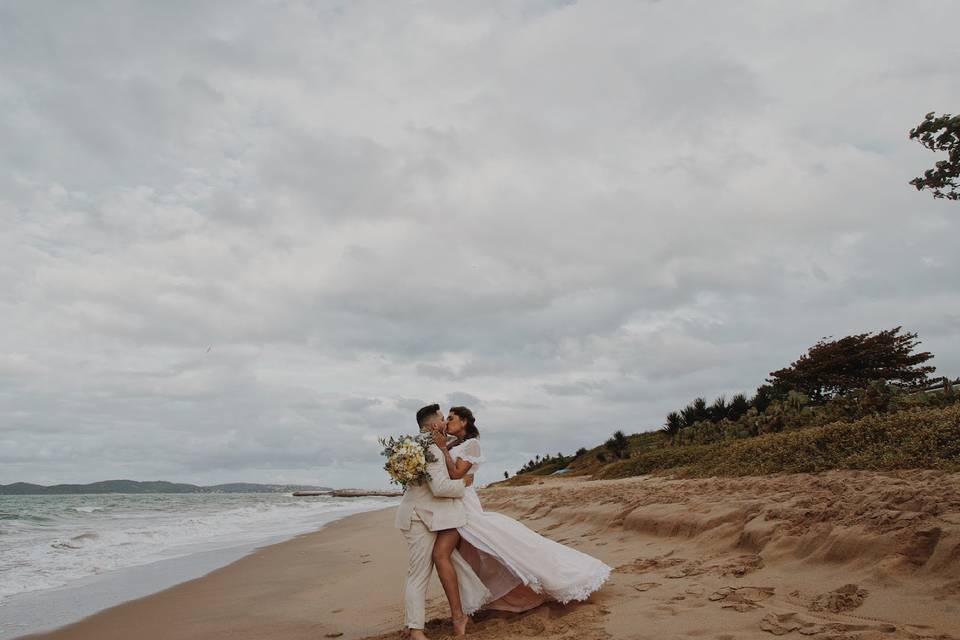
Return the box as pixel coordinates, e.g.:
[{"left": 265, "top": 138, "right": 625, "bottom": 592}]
[{"left": 378, "top": 433, "right": 437, "bottom": 487}]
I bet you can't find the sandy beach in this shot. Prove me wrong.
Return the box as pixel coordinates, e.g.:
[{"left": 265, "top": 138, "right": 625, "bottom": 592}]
[{"left": 19, "top": 470, "right": 960, "bottom": 640}]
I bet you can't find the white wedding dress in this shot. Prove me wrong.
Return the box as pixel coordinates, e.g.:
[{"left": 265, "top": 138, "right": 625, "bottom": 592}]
[{"left": 449, "top": 438, "right": 611, "bottom": 614}]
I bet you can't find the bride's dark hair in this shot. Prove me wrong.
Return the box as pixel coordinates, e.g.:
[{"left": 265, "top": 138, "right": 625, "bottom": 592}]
[{"left": 450, "top": 406, "right": 479, "bottom": 440}]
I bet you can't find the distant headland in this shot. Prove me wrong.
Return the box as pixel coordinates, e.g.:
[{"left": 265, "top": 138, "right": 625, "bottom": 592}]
[{"left": 0, "top": 480, "right": 333, "bottom": 495}]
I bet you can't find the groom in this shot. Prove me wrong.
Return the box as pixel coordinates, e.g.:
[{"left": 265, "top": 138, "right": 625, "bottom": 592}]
[{"left": 395, "top": 404, "right": 485, "bottom": 639}]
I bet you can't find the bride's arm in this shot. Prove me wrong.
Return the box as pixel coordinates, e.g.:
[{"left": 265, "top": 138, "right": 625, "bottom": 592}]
[
  {"left": 445, "top": 451, "right": 473, "bottom": 480},
  {"left": 432, "top": 432, "right": 474, "bottom": 479}
]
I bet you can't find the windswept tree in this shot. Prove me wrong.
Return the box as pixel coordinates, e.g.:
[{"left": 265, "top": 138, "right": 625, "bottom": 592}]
[
  {"left": 605, "top": 430, "right": 630, "bottom": 459},
  {"left": 909, "top": 112, "right": 960, "bottom": 201},
  {"left": 767, "top": 327, "right": 935, "bottom": 402}
]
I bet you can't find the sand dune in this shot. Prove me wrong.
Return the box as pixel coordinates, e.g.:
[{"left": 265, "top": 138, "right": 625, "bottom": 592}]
[
  {"left": 365, "top": 469, "right": 960, "bottom": 640},
  {"left": 22, "top": 470, "right": 960, "bottom": 640}
]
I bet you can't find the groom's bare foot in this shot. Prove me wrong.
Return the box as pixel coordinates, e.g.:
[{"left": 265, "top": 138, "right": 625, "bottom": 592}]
[
  {"left": 407, "top": 628, "right": 429, "bottom": 640},
  {"left": 452, "top": 615, "right": 469, "bottom": 637}
]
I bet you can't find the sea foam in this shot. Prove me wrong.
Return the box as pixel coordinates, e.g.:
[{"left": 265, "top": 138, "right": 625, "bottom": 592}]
[{"left": 0, "top": 492, "right": 396, "bottom": 604}]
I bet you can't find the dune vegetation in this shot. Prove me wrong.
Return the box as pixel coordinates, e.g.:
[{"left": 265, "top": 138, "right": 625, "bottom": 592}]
[{"left": 506, "top": 328, "right": 960, "bottom": 482}]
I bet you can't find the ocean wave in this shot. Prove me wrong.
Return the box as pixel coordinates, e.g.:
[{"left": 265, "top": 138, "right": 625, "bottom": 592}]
[{"left": 0, "top": 494, "right": 395, "bottom": 602}]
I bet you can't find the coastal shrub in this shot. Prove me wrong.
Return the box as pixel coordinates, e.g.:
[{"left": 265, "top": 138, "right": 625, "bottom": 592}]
[
  {"left": 664, "top": 328, "right": 947, "bottom": 448},
  {"left": 604, "top": 430, "right": 630, "bottom": 459},
  {"left": 596, "top": 403, "right": 960, "bottom": 479},
  {"left": 670, "top": 381, "right": 960, "bottom": 449}
]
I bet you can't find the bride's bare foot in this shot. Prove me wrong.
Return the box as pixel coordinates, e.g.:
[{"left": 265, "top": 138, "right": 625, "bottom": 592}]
[{"left": 452, "top": 614, "right": 469, "bottom": 636}]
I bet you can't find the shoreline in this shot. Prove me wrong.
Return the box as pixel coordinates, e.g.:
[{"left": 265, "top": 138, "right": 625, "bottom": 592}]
[
  {"left": 4, "top": 501, "right": 397, "bottom": 640},
  {"left": 14, "top": 470, "right": 960, "bottom": 640},
  {"left": 15, "top": 506, "right": 408, "bottom": 640}
]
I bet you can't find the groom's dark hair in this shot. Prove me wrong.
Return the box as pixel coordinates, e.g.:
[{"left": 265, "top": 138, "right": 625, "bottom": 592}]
[{"left": 416, "top": 403, "right": 441, "bottom": 427}]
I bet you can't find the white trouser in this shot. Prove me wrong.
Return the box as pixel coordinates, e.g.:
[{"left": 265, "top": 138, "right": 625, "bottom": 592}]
[{"left": 402, "top": 517, "right": 436, "bottom": 630}]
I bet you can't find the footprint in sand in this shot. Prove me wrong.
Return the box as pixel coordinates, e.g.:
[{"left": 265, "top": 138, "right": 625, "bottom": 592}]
[
  {"left": 616, "top": 556, "right": 686, "bottom": 575},
  {"left": 715, "top": 554, "right": 764, "bottom": 577},
  {"left": 759, "top": 611, "right": 810, "bottom": 636},
  {"left": 709, "top": 586, "right": 775, "bottom": 612},
  {"left": 808, "top": 584, "right": 868, "bottom": 613},
  {"left": 667, "top": 561, "right": 706, "bottom": 579},
  {"left": 632, "top": 582, "right": 660, "bottom": 592},
  {"left": 759, "top": 611, "right": 896, "bottom": 637},
  {"left": 657, "top": 555, "right": 764, "bottom": 580}
]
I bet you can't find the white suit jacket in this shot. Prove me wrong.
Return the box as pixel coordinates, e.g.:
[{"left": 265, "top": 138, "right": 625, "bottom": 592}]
[{"left": 394, "top": 442, "right": 467, "bottom": 531}]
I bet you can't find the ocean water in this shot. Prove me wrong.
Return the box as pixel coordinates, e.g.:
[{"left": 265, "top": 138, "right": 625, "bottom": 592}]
[{"left": 0, "top": 492, "right": 396, "bottom": 636}]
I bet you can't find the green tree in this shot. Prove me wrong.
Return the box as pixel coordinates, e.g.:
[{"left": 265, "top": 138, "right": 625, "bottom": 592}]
[
  {"left": 909, "top": 112, "right": 960, "bottom": 200},
  {"left": 692, "top": 397, "right": 709, "bottom": 423},
  {"left": 709, "top": 396, "right": 729, "bottom": 422},
  {"left": 662, "top": 411, "right": 683, "bottom": 444},
  {"left": 504, "top": 471, "right": 509, "bottom": 479},
  {"left": 752, "top": 384, "right": 776, "bottom": 413},
  {"left": 728, "top": 393, "right": 750, "bottom": 421},
  {"left": 767, "top": 327, "right": 935, "bottom": 402},
  {"left": 605, "top": 430, "right": 630, "bottom": 459}
]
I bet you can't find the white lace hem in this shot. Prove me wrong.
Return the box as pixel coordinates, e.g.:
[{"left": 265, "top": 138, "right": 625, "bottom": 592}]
[
  {"left": 550, "top": 563, "right": 612, "bottom": 604},
  {"left": 462, "top": 589, "right": 491, "bottom": 616},
  {"left": 515, "top": 562, "right": 611, "bottom": 604}
]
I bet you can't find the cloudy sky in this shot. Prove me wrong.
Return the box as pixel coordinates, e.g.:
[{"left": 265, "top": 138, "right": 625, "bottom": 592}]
[{"left": 2, "top": 1, "right": 959, "bottom": 488}]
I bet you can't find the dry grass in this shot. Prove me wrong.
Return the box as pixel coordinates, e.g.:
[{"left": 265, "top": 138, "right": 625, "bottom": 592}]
[{"left": 595, "top": 404, "right": 960, "bottom": 479}]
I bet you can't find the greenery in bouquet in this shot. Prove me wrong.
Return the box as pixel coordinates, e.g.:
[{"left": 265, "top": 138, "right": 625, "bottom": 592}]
[{"left": 378, "top": 433, "right": 438, "bottom": 487}]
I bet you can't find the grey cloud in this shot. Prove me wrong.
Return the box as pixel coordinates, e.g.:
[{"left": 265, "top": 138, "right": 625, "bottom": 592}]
[
  {"left": 446, "top": 392, "right": 483, "bottom": 408},
  {"left": 416, "top": 363, "right": 460, "bottom": 381},
  {"left": 1, "top": 1, "right": 959, "bottom": 488},
  {"left": 541, "top": 380, "right": 606, "bottom": 397}
]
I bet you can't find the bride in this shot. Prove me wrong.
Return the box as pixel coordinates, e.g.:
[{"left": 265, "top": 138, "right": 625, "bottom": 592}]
[{"left": 430, "top": 406, "right": 611, "bottom": 627}]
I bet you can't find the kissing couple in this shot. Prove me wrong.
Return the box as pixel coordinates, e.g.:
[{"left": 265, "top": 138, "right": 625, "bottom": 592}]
[{"left": 395, "top": 404, "right": 611, "bottom": 638}]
